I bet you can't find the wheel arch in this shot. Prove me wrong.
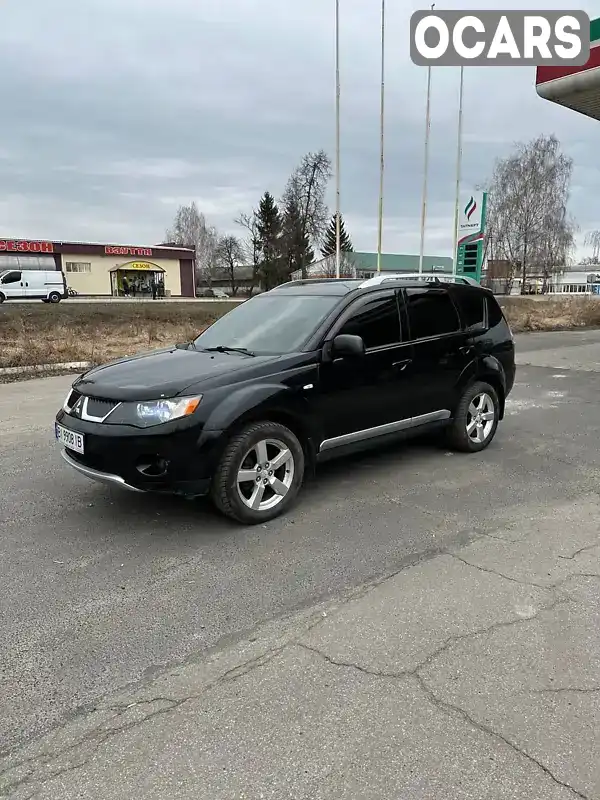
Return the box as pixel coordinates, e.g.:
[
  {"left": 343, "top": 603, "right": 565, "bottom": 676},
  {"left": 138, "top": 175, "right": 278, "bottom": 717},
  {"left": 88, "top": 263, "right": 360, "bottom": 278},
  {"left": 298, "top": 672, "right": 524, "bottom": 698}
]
[
  {"left": 455, "top": 356, "right": 507, "bottom": 420},
  {"left": 203, "top": 385, "right": 319, "bottom": 476}
]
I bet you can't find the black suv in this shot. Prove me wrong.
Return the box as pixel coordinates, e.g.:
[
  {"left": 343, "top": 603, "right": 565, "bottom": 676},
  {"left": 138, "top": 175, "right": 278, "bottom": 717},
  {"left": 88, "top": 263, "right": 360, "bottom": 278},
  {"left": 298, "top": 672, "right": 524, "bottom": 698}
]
[{"left": 55, "top": 277, "right": 515, "bottom": 524}]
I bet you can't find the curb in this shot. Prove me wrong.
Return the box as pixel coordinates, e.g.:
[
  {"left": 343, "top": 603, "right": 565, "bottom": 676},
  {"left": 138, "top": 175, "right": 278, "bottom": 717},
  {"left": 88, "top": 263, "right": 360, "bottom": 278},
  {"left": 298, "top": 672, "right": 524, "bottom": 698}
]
[{"left": 0, "top": 361, "right": 92, "bottom": 376}]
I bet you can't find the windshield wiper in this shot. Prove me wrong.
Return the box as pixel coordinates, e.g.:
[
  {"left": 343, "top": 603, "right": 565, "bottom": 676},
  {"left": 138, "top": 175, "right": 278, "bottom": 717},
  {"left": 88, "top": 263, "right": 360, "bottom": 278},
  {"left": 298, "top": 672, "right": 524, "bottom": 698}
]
[{"left": 201, "top": 345, "right": 256, "bottom": 356}]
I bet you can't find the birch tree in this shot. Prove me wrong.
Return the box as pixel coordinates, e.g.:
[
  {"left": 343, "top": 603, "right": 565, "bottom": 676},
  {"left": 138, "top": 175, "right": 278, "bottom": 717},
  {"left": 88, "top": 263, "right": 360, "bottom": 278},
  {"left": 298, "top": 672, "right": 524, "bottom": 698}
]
[
  {"left": 483, "top": 135, "right": 575, "bottom": 293},
  {"left": 166, "top": 202, "right": 219, "bottom": 288}
]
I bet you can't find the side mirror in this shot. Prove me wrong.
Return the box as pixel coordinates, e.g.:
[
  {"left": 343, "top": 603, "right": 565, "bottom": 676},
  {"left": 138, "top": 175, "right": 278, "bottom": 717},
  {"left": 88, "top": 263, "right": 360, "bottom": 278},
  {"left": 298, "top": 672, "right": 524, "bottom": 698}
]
[{"left": 332, "top": 333, "right": 366, "bottom": 358}]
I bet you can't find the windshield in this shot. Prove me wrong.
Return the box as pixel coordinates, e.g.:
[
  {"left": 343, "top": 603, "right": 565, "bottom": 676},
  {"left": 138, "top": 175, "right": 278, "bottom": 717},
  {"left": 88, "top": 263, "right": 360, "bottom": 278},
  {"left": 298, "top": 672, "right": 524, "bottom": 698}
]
[{"left": 194, "top": 293, "right": 341, "bottom": 355}]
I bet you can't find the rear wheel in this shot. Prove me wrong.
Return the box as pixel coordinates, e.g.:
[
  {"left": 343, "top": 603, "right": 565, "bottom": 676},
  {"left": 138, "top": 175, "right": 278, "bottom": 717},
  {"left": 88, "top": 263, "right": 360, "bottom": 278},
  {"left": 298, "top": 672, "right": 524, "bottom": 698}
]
[
  {"left": 0, "top": 292, "right": 5, "bottom": 303},
  {"left": 446, "top": 381, "right": 499, "bottom": 453},
  {"left": 48, "top": 292, "right": 61, "bottom": 303},
  {"left": 211, "top": 421, "right": 305, "bottom": 524}
]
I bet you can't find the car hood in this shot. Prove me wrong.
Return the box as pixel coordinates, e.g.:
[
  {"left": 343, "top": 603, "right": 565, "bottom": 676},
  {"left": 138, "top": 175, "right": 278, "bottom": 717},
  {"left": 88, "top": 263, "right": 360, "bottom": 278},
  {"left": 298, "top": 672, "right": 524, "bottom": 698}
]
[{"left": 73, "top": 345, "right": 283, "bottom": 401}]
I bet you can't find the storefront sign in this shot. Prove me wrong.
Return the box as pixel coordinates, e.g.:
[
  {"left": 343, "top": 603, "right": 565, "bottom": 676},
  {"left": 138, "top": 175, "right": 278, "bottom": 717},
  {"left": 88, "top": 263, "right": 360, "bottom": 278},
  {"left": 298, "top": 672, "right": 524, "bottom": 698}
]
[
  {"left": 0, "top": 239, "right": 54, "bottom": 253},
  {"left": 105, "top": 245, "right": 152, "bottom": 257},
  {"left": 127, "top": 261, "right": 158, "bottom": 271}
]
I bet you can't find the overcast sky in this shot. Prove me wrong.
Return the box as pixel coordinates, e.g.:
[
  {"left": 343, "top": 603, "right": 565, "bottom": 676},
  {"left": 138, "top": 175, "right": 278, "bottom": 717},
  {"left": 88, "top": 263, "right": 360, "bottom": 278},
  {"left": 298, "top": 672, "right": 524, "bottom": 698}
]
[{"left": 0, "top": 0, "right": 598, "bottom": 258}]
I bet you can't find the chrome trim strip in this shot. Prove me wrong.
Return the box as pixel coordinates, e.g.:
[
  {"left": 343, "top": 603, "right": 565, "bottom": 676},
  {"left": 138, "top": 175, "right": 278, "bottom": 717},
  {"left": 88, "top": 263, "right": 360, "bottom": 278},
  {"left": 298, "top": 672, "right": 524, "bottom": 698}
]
[
  {"left": 318, "top": 409, "right": 450, "bottom": 453},
  {"left": 61, "top": 449, "right": 144, "bottom": 492},
  {"left": 79, "top": 396, "right": 122, "bottom": 423}
]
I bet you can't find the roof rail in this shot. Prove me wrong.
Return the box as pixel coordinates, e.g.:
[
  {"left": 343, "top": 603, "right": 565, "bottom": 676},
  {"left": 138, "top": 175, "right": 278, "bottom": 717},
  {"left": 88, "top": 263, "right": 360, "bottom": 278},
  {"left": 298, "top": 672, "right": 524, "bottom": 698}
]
[
  {"left": 358, "top": 273, "right": 442, "bottom": 288},
  {"left": 358, "top": 273, "right": 478, "bottom": 288},
  {"left": 278, "top": 278, "right": 356, "bottom": 287}
]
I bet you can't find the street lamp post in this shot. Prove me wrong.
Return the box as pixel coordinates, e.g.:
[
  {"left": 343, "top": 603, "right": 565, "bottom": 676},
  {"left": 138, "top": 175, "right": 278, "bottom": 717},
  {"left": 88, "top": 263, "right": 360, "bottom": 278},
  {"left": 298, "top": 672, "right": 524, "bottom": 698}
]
[{"left": 376, "top": 0, "right": 385, "bottom": 273}]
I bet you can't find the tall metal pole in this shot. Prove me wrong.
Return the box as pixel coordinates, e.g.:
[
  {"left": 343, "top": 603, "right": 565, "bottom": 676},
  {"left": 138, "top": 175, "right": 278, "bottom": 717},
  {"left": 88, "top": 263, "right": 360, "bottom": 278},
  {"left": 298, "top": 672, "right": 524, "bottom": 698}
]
[
  {"left": 452, "top": 66, "right": 464, "bottom": 275},
  {"left": 376, "top": 0, "right": 385, "bottom": 273},
  {"left": 335, "top": 0, "right": 341, "bottom": 279},
  {"left": 418, "top": 3, "right": 434, "bottom": 275}
]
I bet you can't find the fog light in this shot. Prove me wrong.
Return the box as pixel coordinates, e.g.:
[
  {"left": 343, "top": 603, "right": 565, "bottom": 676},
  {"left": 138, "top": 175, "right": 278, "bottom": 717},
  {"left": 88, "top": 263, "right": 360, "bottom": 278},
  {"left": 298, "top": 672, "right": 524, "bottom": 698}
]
[{"left": 135, "top": 456, "right": 169, "bottom": 477}]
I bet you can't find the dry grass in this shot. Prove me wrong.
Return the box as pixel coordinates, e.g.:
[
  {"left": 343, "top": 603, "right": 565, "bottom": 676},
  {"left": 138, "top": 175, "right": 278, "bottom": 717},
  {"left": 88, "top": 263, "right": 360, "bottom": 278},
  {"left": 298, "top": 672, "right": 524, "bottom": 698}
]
[
  {"left": 0, "top": 302, "right": 237, "bottom": 368},
  {"left": 501, "top": 296, "right": 600, "bottom": 333},
  {"left": 1, "top": 296, "right": 599, "bottom": 370}
]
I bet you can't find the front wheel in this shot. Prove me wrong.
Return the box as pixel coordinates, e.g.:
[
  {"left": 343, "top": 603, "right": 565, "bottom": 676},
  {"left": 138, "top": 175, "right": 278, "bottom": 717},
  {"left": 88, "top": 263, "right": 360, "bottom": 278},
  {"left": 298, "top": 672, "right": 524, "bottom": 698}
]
[
  {"left": 446, "top": 381, "right": 499, "bottom": 453},
  {"left": 211, "top": 421, "right": 305, "bottom": 524},
  {"left": 48, "top": 292, "right": 61, "bottom": 303},
  {"left": 0, "top": 292, "right": 5, "bottom": 303}
]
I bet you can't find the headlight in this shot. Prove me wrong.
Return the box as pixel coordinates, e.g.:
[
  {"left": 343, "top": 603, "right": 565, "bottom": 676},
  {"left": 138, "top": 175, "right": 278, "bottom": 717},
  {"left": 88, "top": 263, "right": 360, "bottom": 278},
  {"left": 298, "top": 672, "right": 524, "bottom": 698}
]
[{"left": 134, "top": 396, "right": 202, "bottom": 427}]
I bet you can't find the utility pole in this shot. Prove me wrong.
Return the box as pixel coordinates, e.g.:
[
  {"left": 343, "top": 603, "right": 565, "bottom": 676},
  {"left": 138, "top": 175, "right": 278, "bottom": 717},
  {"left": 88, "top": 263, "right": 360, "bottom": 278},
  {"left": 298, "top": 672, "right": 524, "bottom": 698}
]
[
  {"left": 418, "top": 3, "right": 434, "bottom": 275},
  {"left": 335, "top": 0, "right": 341, "bottom": 279}
]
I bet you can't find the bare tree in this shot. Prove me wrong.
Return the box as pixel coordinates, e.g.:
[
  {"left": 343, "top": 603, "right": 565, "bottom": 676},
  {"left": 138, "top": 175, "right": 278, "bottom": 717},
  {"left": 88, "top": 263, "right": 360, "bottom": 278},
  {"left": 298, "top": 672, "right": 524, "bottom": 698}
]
[
  {"left": 166, "top": 202, "right": 219, "bottom": 289},
  {"left": 282, "top": 150, "right": 332, "bottom": 278},
  {"left": 483, "top": 135, "right": 575, "bottom": 294},
  {"left": 214, "top": 235, "right": 245, "bottom": 296},
  {"left": 235, "top": 211, "right": 261, "bottom": 295},
  {"left": 319, "top": 253, "right": 356, "bottom": 278},
  {"left": 584, "top": 230, "right": 600, "bottom": 264}
]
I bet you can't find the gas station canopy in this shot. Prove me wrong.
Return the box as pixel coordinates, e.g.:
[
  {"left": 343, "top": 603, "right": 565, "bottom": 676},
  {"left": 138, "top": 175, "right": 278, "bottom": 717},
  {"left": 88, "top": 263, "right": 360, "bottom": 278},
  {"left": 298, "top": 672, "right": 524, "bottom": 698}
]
[{"left": 536, "top": 17, "right": 600, "bottom": 120}]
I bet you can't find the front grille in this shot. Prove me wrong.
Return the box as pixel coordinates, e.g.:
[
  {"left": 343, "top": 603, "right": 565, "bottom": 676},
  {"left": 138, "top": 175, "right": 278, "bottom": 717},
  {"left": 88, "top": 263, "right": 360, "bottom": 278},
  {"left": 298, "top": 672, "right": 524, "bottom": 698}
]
[{"left": 85, "top": 397, "right": 119, "bottom": 418}]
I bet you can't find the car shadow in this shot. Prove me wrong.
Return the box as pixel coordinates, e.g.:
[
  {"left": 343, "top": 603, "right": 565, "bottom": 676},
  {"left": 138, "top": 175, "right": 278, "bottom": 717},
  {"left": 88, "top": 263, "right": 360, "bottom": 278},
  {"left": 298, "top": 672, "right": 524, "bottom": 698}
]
[{"left": 70, "top": 434, "right": 447, "bottom": 539}]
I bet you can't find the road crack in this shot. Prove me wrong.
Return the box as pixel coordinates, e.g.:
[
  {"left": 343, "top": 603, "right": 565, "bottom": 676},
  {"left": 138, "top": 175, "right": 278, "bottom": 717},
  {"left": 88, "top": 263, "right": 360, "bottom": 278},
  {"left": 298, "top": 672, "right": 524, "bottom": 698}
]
[{"left": 412, "top": 673, "right": 590, "bottom": 800}]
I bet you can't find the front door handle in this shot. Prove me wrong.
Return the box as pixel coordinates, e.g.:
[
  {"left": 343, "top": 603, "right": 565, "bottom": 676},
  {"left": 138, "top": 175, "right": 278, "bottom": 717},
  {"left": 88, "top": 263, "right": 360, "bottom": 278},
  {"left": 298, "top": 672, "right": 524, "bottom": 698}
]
[
  {"left": 458, "top": 345, "right": 473, "bottom": 355},
  {"left": 393, "top": 358, "right": 412, "bottom": 371}
]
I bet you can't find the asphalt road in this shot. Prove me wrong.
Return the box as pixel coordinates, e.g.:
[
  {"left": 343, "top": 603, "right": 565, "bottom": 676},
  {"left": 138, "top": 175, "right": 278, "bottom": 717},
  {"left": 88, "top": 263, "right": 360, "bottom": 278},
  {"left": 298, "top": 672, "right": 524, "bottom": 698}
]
[{"left": 1, "top": 329, "right": 600, "bottom": 758}]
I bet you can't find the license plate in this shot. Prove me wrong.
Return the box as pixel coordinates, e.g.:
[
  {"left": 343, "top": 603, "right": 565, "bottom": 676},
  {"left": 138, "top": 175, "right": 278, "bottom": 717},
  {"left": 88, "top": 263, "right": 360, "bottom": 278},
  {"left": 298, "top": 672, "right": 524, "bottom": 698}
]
[{"left": 55, "top": 422, "right": 85, "bottom": 454}]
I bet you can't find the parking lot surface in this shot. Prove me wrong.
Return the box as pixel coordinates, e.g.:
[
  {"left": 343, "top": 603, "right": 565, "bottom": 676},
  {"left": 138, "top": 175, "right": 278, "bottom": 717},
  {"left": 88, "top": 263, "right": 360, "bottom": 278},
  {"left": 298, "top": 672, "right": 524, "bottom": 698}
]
[{"left": 1, "top": 329, "right": 599, "bottom": 760}]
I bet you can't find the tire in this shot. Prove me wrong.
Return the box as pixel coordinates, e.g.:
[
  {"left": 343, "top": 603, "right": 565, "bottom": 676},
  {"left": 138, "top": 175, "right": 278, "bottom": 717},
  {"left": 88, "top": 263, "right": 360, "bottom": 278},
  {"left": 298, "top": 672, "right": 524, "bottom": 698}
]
[
  {"left": 211, "top": 421, "right": 305, "bottom": 524},
  {"left": 0, "top": 292, "right": 5, "bottom": 303},
  {"left": 445, "top": 381, "right": 499, "bottom": 453},
  {"left": 48, "top": 292, "right": 61, "bottom": 303}
]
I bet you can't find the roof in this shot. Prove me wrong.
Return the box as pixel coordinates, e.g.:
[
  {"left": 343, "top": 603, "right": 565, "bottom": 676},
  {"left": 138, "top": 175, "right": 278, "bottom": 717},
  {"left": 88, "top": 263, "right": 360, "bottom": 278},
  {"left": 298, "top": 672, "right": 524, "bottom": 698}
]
[
  {"left": 536, "top": 17, "right": 600, "bottom": 120},
  {"left": 0, "top": 237, "right": 195, "bottom": 260},
  {"left": 268, "top": 275, "right": 487, "bottom": 297}
]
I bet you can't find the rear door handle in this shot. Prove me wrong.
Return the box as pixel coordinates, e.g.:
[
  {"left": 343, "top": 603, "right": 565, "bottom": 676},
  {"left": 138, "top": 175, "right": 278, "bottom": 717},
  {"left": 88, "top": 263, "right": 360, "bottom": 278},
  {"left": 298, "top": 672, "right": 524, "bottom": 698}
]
[
  {"left": 458, "top": 345, "right": 473, "bottom": 355},
  {"left": 393, "top": 358, "right": 412, "bottom": 371}
]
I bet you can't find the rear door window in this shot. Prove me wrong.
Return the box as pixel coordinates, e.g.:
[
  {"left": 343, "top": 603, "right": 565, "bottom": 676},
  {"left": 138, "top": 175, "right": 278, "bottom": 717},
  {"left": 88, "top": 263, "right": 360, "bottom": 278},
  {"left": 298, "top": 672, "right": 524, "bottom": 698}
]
[{"left": 404, "top": 287, "right": 460, "bottom": 340}]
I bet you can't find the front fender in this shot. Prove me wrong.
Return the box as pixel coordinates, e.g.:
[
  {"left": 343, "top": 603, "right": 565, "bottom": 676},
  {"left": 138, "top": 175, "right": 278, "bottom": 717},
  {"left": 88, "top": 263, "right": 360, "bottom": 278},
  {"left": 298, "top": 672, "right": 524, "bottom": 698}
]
[{"left": 202, "top": 383, "right": 312, "bottom": 433}]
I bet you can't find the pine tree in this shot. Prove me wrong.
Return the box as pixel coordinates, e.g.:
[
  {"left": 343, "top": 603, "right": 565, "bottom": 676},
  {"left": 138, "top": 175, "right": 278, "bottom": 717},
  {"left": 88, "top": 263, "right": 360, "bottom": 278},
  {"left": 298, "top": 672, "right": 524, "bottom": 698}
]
[
  {"left": 321, "top": 213, "right": 353, "bottom": 258},
  {"left": 255, "top": 192, "right": 283, "bottom": 291},
  {"left": 281, "top": 195, "right": 314, "bottom": 281}
]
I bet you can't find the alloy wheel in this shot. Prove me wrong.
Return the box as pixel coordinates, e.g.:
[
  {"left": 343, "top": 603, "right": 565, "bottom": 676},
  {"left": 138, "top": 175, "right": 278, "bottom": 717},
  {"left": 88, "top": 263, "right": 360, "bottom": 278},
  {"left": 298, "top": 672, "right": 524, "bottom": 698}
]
[
  {"left": 236, "top": 438, "right": 295, "bottom": 512},
  {"left": 466, "top": 392, "right": 496, "bottom": 444}
]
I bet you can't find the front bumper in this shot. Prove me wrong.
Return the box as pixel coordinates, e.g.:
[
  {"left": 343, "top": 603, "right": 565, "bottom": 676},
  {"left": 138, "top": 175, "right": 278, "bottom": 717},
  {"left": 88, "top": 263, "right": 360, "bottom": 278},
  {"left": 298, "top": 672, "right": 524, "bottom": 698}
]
[
  {"left": 61, "top": 449, "right": 144, "bottom": 492},
  {"left": 55, "top": 409, "right": 225, "bottom": 497}
]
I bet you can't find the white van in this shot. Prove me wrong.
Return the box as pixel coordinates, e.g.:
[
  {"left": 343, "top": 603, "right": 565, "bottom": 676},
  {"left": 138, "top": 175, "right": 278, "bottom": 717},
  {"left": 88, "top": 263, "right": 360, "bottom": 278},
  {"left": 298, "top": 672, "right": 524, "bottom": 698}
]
[{"left": 0, "top": 269, "right": 67, "bottom": 303}]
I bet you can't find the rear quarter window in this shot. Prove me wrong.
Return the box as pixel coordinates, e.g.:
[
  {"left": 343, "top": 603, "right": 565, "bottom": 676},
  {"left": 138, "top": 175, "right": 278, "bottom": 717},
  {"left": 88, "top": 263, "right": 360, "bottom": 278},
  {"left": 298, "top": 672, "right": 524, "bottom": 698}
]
[
  {"left": 453, "top": 289, "right": 485, "bottom": 329},
  {"left": 487, "top": 295, "right": 504, "bottom": 327}
]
